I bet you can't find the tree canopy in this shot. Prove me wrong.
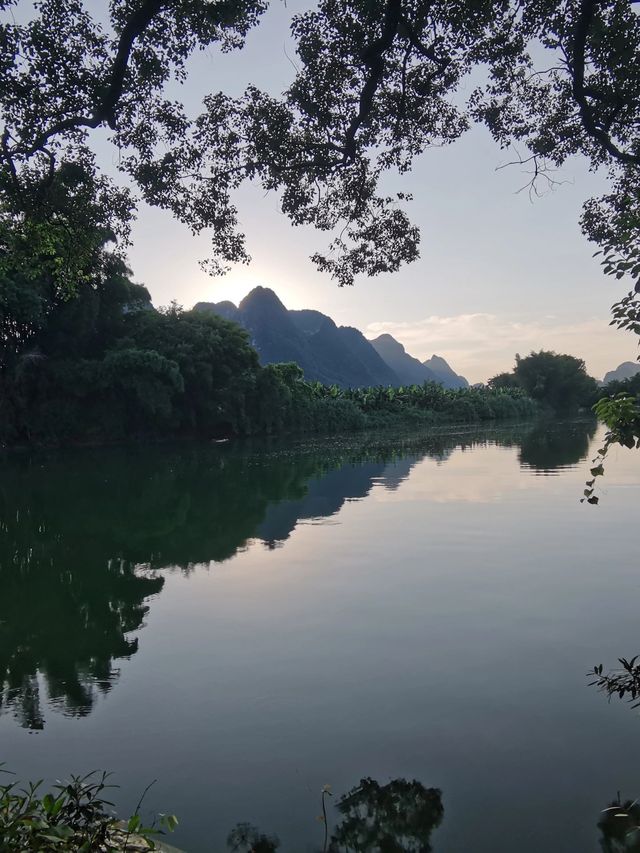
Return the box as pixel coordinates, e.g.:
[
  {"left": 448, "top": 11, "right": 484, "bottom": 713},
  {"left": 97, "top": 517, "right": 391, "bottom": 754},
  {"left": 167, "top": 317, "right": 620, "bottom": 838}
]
[
  {"left": 489, "top": 349, "right": 599, "bottom": 412},
  {"left": 0, "top": 0, "right": 638, "bottom": 291}
]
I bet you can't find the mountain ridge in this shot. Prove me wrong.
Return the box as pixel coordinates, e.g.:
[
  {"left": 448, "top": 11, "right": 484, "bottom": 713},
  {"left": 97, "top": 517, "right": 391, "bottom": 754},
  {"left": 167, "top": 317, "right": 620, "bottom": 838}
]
[
  {"left": 370, "top": 334, "right": 439, "bottom": 386},
  {"left": 423, "top": 354, "right": 469, "bottom": 389},
  {"left": 602, "top": 361, "right": 640, "bottom": 384},
  {"left": 194, "top": 287, "right": 468, "bottom": 389}
]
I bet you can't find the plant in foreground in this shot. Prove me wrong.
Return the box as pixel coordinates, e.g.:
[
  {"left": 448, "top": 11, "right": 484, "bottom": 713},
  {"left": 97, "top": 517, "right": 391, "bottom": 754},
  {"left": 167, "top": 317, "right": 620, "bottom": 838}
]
[
  {"left": 588, "top": 658, "right": 640, "bottom": 708},
  {"left": 0, "top": 767, "right": 177, "bottom": 852},
  {"left": 583, "top": 394, "right": 640, "bottom": 505}
]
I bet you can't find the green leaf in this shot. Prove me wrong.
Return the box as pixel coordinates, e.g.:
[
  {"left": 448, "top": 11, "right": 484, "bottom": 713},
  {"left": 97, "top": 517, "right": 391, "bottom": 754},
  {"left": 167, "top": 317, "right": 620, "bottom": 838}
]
[{"left": 161, "top": 814, "right": 179, "bottom": 832}]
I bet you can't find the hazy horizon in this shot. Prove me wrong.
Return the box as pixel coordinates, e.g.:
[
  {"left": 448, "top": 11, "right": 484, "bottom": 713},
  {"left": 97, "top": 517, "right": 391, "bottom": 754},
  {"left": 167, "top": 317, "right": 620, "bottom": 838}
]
[{"left": 185, "top": 282, "right": 636, "bottom": 386}]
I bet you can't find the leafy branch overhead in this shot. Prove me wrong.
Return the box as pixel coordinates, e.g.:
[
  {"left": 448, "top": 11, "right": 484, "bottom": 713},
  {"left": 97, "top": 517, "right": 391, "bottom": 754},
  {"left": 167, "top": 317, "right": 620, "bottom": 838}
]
[
  {"left": 0, "top": 0, "right": 638, "bottom": 290},
  {"left": 589, "top": 657, "right": 640, "bottom": 707}
]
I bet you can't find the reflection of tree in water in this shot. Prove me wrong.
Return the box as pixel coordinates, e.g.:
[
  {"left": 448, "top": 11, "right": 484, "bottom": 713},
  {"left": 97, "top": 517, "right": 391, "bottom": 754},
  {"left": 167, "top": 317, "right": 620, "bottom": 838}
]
[
  {"left": 0, "top": 556, "right": 162, "bottom": 730},
  {"left": 0, "top": 420, "right": 596, "bottom": 728},
  {"left": 227, "top": 822, "right": 281, "bottom": 852},
  {"left": 225, "top": 776, "right": 640, "bottom": 853},
  {"left": 0, "top": 446, "right": 322, "bottom": 729},
  {"left": 328, "top": 777, "right": 444, "bottom": 853},
  {"left": 599, "top": 796, "right": 640, "bottom": 852},
  {"left": 518, "top": 419, "right": 596, "bottom": 473},
  {"left": 225, "top": 777, "right": 443, "bottom": 852}
]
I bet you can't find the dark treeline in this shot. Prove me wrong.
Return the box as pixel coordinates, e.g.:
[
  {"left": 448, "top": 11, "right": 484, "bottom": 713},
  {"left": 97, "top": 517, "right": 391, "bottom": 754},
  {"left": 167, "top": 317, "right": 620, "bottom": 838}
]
[
  {"left": 0, "top": 421, "right": 595, "bottom": 730},
  {"left": 0, "top": 251, "right": 536, "bottom": 447}
]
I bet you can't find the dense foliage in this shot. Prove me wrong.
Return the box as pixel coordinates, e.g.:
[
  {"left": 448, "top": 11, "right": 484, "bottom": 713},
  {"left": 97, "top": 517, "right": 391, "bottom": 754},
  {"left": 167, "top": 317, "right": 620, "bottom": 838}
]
[
  {"left": 0, "top": 769, "right": 176, "bottom": 852},
  {"left": 594, "top": 290, "right": 640, "bottom": 466},
  {"left": 489, "top": 350, "right": 599, "bottom": 413},
  {"left": 0, "top": 0, "right": 637, "bottom": 289},
  {"left": 0, "top": 252, "right": 261, "bottom": 444},
  {"left": 0, "top": 251, "right": 536, "bottom": 446},
  {"left": 318, "top": 376, "right": 537, "bottom": 426}
]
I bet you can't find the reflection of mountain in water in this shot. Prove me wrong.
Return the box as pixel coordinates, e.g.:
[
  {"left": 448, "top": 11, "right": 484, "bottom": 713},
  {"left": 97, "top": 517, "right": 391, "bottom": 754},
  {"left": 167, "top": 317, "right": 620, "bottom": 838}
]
[
  {"left": 257, "top": 456, "right": 420, "bottom": 544},
  {"left": 0, "top": 420, "right": 596, "bottom": 728}
]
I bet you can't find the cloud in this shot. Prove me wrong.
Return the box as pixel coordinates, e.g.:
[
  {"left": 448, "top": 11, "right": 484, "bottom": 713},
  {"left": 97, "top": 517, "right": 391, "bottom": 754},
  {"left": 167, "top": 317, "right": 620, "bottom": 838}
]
[{"left": 365, "top": 312, "right": 638, "bottom": 384}]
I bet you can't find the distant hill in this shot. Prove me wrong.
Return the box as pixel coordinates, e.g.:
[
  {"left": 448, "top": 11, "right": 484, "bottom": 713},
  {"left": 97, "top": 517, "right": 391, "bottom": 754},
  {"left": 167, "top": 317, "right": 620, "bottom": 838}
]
[
  {"left": 194, "top": 287, "right": 468, "bottom": 389},
  {"left": 602, "top": 361, "right": 640, "bottom": 385},
  {"left": 370, "top": 334, "right": 439, "bottom": 385},
  {"left": 423, "top": 354, "right": 469, "bottom": 389},
  {"left": 289, "top": 310, "right": 400, "bottom": 387}
]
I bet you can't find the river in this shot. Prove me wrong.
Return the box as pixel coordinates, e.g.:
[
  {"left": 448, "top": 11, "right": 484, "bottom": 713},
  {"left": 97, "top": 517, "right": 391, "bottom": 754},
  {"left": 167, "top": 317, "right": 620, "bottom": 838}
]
[{"left": 1, "top": 420, "right": 639, "bottom": 852}]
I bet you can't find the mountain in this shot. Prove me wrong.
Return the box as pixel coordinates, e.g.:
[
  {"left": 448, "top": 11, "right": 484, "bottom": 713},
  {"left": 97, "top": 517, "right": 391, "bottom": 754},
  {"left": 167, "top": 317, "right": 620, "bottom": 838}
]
[
  {"left": 195, "top": 288, "right": 399, "bottom": 387},
  {"left": 194, "top": 287, "right": 468, "bottom": 389},
  {"left": 196, "top": 287, "right": 329, "bottom": 381},
  {"left": 370, "top": 334, "right": 439, "bottom": 385},
  {"left": 205, "top": 300, "right": 239, "bottom": 324},
  {"left": 602, "top": 361, "right": 640, "bottom": 385},
  {"left": 335, "top": 325, "right": 400, "bottom": 386},
  {"left": 289, "top": 310, "right": 399, "bottom": 387},
  {"left": 423, "top": 354, "right": 469, "bottom": 389}
]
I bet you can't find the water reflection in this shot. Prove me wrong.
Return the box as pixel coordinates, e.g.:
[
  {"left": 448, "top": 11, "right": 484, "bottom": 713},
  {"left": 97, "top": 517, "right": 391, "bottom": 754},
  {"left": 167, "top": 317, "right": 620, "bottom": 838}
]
[
  {"left": 518, "top": 419, "right": 596, "bottom": 474},
  {"left": 226, "top": 781, "right": 640, "bottom": 853},
  {"left": 599, "top": 796, "right": 640, "bottom": 852},
  {"left": 226, "top": 777, "right": 444, "bottom": 852},
  {"left": 328, "top": 777, "right": 444, "bottom": 853},
  {"left": 0, "top": 420, "right": 596, "bottom": 729}
]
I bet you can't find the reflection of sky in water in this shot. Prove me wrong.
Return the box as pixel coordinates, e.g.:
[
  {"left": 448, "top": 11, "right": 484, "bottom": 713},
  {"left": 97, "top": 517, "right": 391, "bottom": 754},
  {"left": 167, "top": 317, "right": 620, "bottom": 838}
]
[{"left": 1, "top": 421, "right": 639, "bottom": 853}]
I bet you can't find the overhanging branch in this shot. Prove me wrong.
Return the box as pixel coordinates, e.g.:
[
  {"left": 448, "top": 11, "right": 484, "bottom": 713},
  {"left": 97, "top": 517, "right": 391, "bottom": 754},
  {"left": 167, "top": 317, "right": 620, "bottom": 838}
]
[
  {"left": 571, "top": 0, "right": 640, "bottom": 168},
  {"left": 12, "top": 0, "right": 166, "bottom": 159},
  {"left": 341, "top": 0, "right": 402, "bottom": 164}
]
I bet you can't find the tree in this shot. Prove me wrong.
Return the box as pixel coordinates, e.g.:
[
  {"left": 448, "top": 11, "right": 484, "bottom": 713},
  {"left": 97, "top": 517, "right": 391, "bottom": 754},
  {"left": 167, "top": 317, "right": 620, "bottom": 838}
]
[
  {"left": 0, "top": 0, "right": 638, "bottom": 291},
  {"left": 487, "top": 372, "right": 521, "bottom": 391},
  {"left": 489, "top": 350, "right": 599, "bottom": 413},
  {"left": 0, "top": 245, "right": 269, "bottom": 443}
]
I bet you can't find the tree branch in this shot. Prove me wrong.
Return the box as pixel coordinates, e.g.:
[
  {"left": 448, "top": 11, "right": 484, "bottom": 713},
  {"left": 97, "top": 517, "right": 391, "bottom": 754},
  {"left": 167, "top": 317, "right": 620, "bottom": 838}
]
[
  {"left": 341, "top": 0, "right": 402, "bottom": 164},
  {"left": 571, "top": 0, "right": 640, "bottom": 167},
  {"left": 14, "top": 0, "right": 166, "bottom": 158}
]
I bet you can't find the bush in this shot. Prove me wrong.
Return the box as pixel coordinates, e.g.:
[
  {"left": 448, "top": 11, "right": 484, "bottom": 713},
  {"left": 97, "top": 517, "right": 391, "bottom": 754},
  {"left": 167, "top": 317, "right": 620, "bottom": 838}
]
[{"left": 0, "top": 768, "right": 177, "bottom": 852}]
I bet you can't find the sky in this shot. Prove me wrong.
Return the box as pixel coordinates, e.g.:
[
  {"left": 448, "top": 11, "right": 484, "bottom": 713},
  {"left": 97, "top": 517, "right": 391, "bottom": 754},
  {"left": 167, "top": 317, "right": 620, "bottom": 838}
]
[{"left": 116, "top": 1, "right": 640, "bottom": 385}]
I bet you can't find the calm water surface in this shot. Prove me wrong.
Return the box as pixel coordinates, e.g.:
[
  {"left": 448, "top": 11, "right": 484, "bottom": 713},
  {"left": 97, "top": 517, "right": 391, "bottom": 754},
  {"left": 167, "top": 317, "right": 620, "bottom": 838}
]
[{"left": 1, "top": 421, "right": 640, "bottom": 852}]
